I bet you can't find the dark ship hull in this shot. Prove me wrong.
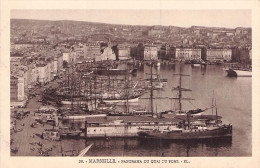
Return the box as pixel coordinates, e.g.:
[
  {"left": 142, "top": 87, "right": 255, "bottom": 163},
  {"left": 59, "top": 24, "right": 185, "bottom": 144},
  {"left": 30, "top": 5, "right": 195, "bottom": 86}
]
[
  {"left": 138, "top": 124, "right": 232, "bottom": 140},
  {"left": 94, "top": 68, "right": 137, "bottom": 75}
]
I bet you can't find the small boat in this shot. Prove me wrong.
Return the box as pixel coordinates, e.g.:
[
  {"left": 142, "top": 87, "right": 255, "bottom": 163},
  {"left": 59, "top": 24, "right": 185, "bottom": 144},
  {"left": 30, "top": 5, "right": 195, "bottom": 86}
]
[
  {"left": 94, "top": 68, "right": 136, "bottom": 75},
  {"left": 103, "top": 95, "right": 139, "bottom": 104}
]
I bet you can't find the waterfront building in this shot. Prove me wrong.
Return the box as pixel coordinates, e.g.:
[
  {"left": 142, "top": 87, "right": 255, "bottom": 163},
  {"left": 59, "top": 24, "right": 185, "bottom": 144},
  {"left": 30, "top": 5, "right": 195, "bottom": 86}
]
[
  {"left": 160, "top": 45, "right": 175, "bottom": 60},
  {"left": 206, "top": 49, "right": 223, "bottom": 62},
  {"left": 141, "top": 46, "right": 158, "bottom": 61},
  {"left": 238, "top": 48, "right": 251, "bottom": 63},
  {"left": 206, "top": 48, "right": 232, "bottom": 62},
  {"left": 222, "top": 49, "right": 232, "bottom": 61},
  {"left": 159, "top": 45, "right": 167, "bottom": 60},
  {"left": 174, "top": 48, "right": 201, "bottom": 60}
]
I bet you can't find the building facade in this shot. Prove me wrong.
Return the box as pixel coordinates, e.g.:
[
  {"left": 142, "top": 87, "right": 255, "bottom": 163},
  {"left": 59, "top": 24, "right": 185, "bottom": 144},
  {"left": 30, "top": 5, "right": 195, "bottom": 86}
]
[
  {"left": 84, "top": 42, "right": 101, "bottom": 61},
  {"left": 10, "top": 76, "right": 18, "bottom": 102},
  {"left": 141, "top": 46, "right": 158, "bottom": 61},
  {"left": 174, "top": 48, "right": 201, "bottom": 60},
  {"left": 62, "top": 52, "right": 70, "bottom": 63},
  {"left": 37, "top": 64, "right": 50, "bottom": 85},
  {"left": 118, "top": 46, "right": 131, "bottom": 60},
  {"left": 99, "top": 47, "right": 116, "bottom": 61},
  {"left": 206, "top": 48, "right": 232, "bottom": 62}
]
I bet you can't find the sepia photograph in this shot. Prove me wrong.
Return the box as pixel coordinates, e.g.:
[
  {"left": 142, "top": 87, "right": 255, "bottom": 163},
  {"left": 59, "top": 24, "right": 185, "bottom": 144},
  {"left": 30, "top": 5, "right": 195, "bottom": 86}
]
[{"left": 9, "top": 9, "right": 252, "bottom": 157}]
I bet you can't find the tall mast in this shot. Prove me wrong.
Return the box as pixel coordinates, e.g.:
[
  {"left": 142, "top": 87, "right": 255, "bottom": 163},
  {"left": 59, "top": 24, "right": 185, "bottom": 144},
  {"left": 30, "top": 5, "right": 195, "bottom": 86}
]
[
  {"left": 94, "top": 74, "right": 97, "bottom": 110},
  {"left": 125, "top": 70, "right": 129, "bottom": 114},
  {"left": 215, "top": 99, "right": 218, "bottom": 126},
  {"left": 100, "top": 79, "right": 103, "bottom": 102},
  {"left": 179, "top": 63, "right": 182, "bottom": 111},
  {"left": 150, "top": 61, "right": 154, "bottom": 116},
  {"left": 84, "top": 77, "right": 87, "bottom": 113},
  {"left": 212, "top": 91, "right": 214, "bottom": 115}
]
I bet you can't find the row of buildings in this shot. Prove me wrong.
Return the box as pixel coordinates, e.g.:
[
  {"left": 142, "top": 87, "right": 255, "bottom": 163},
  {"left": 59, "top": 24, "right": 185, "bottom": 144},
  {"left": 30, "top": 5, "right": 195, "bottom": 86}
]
[
  {"left": 10, "top": 51, "right": 64, "bottom": 107},
  {"left": 10, "top": 39, "right": 251, "bottom": 107},
  {"left": 132, "top": 45, "right": 234, "bottom": 62}
]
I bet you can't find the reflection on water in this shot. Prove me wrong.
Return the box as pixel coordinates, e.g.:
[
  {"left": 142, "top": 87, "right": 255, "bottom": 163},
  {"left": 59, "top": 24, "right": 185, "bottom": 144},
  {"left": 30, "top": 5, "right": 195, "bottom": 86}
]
[
  {"left": 61, "top": 63, "right": 251, "bottom": 157},
  {"left": 61, "top": 137, "right": 232, "bottom": 157}
]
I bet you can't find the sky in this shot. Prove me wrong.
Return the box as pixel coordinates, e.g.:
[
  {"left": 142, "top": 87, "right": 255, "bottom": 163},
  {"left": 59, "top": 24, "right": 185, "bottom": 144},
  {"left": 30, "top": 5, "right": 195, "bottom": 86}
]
[{"left": 11, "top": 10, "right": 251, "bottom": 28}]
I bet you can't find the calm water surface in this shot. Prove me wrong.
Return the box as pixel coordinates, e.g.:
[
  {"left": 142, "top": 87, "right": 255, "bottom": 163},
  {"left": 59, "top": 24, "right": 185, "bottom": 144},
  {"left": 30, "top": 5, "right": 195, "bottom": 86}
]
[{"left": 62, "top": 63, "right": 252, "bottom": 157}]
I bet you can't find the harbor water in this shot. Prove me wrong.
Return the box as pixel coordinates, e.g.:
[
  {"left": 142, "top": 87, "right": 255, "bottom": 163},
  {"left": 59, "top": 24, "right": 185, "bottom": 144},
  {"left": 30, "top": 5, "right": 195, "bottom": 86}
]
[{"left": 59, "top": 63, "right": 252, "bottom": 156}]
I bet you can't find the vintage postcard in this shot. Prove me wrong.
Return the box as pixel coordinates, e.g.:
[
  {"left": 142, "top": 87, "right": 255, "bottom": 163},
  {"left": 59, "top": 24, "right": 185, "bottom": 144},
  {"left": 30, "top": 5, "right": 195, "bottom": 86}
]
[{"left": 1, "top": 0, "right": 260, "bottom": 168}]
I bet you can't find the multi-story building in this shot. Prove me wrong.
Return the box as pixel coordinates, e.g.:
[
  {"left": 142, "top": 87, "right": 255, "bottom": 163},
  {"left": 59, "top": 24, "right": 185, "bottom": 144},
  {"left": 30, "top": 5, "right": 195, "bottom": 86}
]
[
  {"left": 206, "top": 49, "right": 223, "bottom": 61},
  {"left": 84, "top": 42, "right": 101, "bottom": 61},
  {"left": 141, "top": 46, "right": 158, "bottom": 61},
  {"left": 10, "top": 53, "right": 24, "bottom": 63},
  {"left": 160, "top": 45, "right": 175, "bottom": 60},
  {"left": 56, "top": 53, "right": 63, "bottom": 74},
  {"left": 69, "top": 51, "right": 77, "bottom": 64},
  {"left": 62, "top": 52, "right": 70, "bottom": 63},
  {"left": 37, "top": 63, "right": 50, "bottom": 85},
  {"left": 174, "top": 48, "right": 201, "bottom": 60},
  {"left": 17, "top": 76, "right": 25, "bottom": 101},
  {"left": 99, "top": 47, "right": 116, "bottom": 61},
  {"left": 222, "top": 49, "right": 232, "bottom": 61},
  {"left": 10, "top": 76, "right": 18, "bottom": 102},
  {"left": 118, "top": 46, "right": 131, "bottom": 60},
  {"left": 206, "top": 48, "right": 232, "bottom": 62}
]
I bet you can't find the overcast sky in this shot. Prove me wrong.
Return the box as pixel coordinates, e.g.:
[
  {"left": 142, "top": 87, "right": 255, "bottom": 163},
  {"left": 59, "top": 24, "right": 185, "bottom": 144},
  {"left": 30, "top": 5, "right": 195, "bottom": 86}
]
[{"left": 11, "top": 10, "right": 251, "bottom": 28}]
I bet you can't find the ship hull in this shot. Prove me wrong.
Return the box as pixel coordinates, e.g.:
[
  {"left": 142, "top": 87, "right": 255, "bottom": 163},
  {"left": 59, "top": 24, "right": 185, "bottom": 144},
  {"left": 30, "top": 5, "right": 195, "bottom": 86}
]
[
  {"left": 94, "top": 69, "right": 136, "bottom": 75},
  {"left": 226, "top": 69, "right": 252, "bottom": 77},
  {"left": 138, "top": 125, "right": 232, "bottom": 140},
  {"left": 103, "top": 97, "right": 139, "bottom": 104}
]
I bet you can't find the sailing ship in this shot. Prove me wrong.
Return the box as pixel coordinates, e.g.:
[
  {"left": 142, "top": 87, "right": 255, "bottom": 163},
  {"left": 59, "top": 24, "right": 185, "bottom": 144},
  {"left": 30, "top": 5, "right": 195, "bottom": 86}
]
[{"left": 138, "top": 63, "right": 232, "bottom": 140}]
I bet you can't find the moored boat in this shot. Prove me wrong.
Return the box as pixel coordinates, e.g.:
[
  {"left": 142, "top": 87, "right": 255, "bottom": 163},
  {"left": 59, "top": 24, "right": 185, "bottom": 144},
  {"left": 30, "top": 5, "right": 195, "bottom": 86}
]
[
  {"left": 226, "top": 68, "right": 252, "bottom": 77},
  {"left": 137, "top": 63, "right": 232, "bottom": 140},
  {"left": 94, "top": 68, "right": 137, "bottom": 75},
  {"left": 138, "top": 124, "right": 232, "bottom": 140}
]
